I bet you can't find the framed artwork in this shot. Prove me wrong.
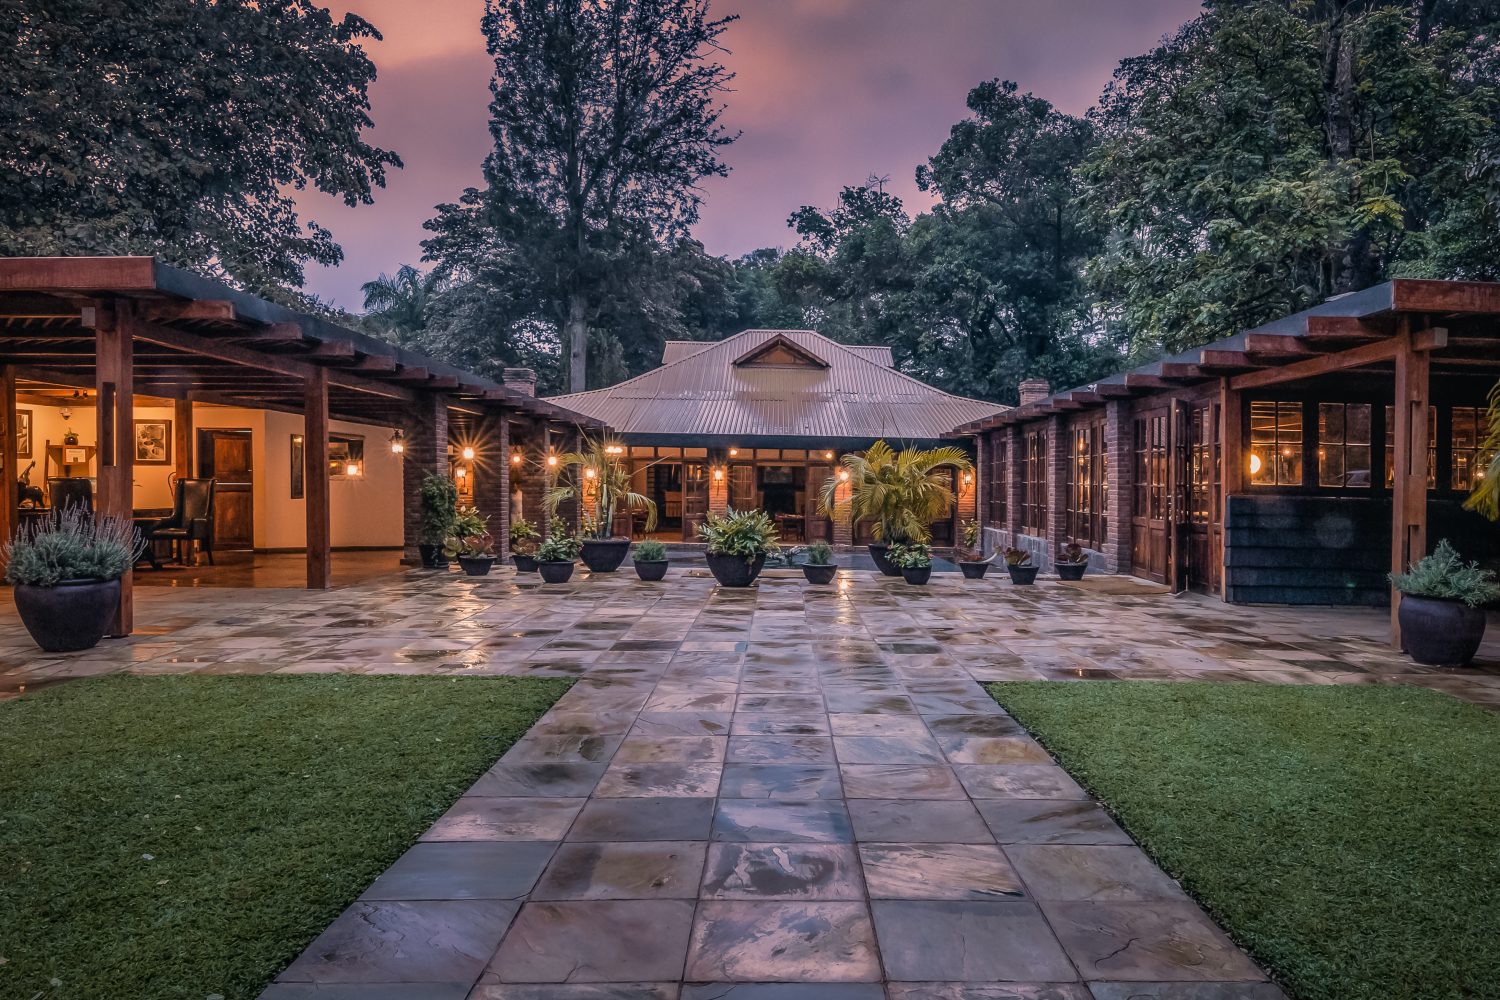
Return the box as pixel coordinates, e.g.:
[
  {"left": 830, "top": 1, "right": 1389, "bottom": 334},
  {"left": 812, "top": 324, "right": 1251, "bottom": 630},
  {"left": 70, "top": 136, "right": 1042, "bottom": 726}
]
[
  {"left": 133, "top": 419, "right": 171, "bottom": 464},
  {"left": 15, "top": 409, "right": 30, "bottom": 458},
  {"left": 64, "top": 447, "right": 87, "bottom": 465},
  {"left": 290, "top": 434, "right": 305, "bottom": 500}
]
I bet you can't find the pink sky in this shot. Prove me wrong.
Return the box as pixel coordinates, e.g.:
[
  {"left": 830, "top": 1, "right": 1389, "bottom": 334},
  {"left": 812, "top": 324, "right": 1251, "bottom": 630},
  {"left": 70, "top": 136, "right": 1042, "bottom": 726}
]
[{"left": 304, "top": 1, "right": 1204, "bottom": 309}]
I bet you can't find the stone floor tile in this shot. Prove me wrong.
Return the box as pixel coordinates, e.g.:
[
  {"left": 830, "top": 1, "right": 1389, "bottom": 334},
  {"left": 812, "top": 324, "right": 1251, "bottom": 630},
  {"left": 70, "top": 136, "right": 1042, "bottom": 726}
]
[
  {"left": 871, "top": 899, "right": 1077, "bottom": 982},
  {"left": 422, "top": 797, "right": 583, "bottom": 842},
  {"left": 503, "top": 733, "right": 624, "bottom": 764},
  {"left": 472, "top": 762, "right": 608, "bottom": 798},
  {"left": 487, "top": 900, "right": 694, "bottom": 983},
  {"left": 886, "top": 987, "right": 1090, "bottom": 1000},
  {"left": 681, "top": 985, "right": 884, "bottom": 999},
  {"left": 922, "top": 714, "right": 1028, "bottom": 738},
  {"left": 568, "top": 797, "right": 716, "bottom": 842},
  {"left": 719, "top": 763, "right": 842, "bottom": 800},
  {"left": 470, "top": 986, "right": 679, "bottom": 1000},
  {"left": 278, "top": 899, "right": 517, "bottom": 984},
  {"left": 1086, "top": 985, "right": 1288, "bottom": 1000},
  {"left": 827, "top": 713, "right": 930, "bottom": 736},
  {"left": 615, "top": 735, "right": 727, "bottom": 763},
  {"left": 726, "top": 736, "right": 835, "bottom": 763},
  {"left": 954, "top": 764, "right": 1089, "bottom": 800},
  {"left": 1007, "top": 845, "right": 1189, "bottom": 902},
  {"left": 937, "top": 735, "right": 1053, "bottom": 764},
  {"left": 735, "top": 693, "right": 824, "bottom": 714},
  {"left": 976, "top": 800, "right": 1133, "bottom": 846},
  {"left": 362, "top": 842, "right": 556, "bottom": 901},
  {"left": 260, "top": 984, "right": 471, "bottom": 999},
  {"left": 700, "top": 843, "right": 863, "bottom": 900},
  {"left": 846, "top": 799, "right": 994, "bottom": 844},
  {"left": 713, "top": 800, "right": 853, "bottom": 842},
  {"left": 685, "top": 902, "right": 880, "bottom": 982},
  {"left": 596, "top": 762, "right": 723, "bottom": 797},
  {"left": 730, "top": 713, "right": 830, "bottom": 736},
  {"left": 839, "top": 763, "right": 966, "bottom": 799},
  {"left": 858, "top": 843, "right": 1024, "bottom": 900},
  {"left": 531, "top": 841, "right": 707, "bottom": 900},
  {"left": 832, "top": 735, "right": 946, "bottom": 764},
  {"left": 645, "top": 690, "right": 738, "bottom": 713},
  {"left": 630, "top": 712, "right": 732, "bottom": 738},
  {"left": 1043, "top": 901, "right": 1266, "bottom": 982}
]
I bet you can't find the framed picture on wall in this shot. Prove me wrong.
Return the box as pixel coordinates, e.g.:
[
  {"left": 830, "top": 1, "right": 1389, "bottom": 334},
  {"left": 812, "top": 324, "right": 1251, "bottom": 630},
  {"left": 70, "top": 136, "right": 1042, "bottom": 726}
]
[
  {"left": 290, "top": 434, "right": 305, "bottom": 500},
  {"left": 133, "top": 419, "right": 171, "bottom": 464},
  {"left": 15, "top": 409, "right": 30, "bottom": 458}
]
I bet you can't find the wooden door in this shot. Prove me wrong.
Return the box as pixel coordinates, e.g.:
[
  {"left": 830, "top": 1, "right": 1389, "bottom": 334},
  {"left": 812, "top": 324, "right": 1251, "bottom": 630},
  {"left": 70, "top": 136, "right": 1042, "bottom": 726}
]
[
  {"left": 682, "top": 462, "right": 708, "bottom": 541},
  {"left": 1184, "top": 400, "right": 1222, "bottom": 595},
  {"left": 199, "top": 429, "right": 253, "bottom": 549},
  {"left": 805, "top": 466, "right": 833, "bottom": 542},
  {"left": 1130, "top": 408, "right": 1170, "bottom": 582}
]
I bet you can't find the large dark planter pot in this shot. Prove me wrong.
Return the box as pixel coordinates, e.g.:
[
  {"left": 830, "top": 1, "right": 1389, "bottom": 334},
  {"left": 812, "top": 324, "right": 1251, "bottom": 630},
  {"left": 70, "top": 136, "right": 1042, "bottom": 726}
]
[
  {"left": 868, "top": 543, "right": 901, "bottom": 577},
  {"left": 802, "top": 563, "right": 838, "bottom": 585},
  {"left": 706, "top": 551, "right": 767, "bottom": 588},
  {"left": 901, "top": 565, "right": 933, "bottom": 586},
  {"left": 581, "top": 538, "right": 631, "bottom": 573},
  {"left": 418, "top": 543, "right": 448, "bottom": 569},
  {"left": 537, "top": 560, "right": 576, "bottom": 584},
  {"left": 458, "top": 555, "right": 496, "bottom": 577},
  {"left": 959, "top": 561, "right": 990, "bottom": 580},
  {"left": 1399, "top": 594, "right": 1487, "bottom": 666},
  {"left": 634, "top": 559, "right": 669, "bottom": 582},
  {"left": 15, "top": 578, "right": 119, "bottom": 652},
  {"left": 1007, "top": 564, "right": 1040, "bottom": 585},
  {"left": 1057, "top": 561, "right": 1088, "bottom": 581},
  {"left": 512, "top": 553, "right": 539, "bottom": 573}
]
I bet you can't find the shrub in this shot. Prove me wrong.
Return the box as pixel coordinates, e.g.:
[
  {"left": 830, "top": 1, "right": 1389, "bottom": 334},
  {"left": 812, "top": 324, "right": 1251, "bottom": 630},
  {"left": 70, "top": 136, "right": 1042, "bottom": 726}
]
[
  {"left": 3, "top": 505, "right": 144, "bottom": 586},
  {"left": 634, "top": 539, "right": 667, "bottom": 561},
  {"left": 1003, "top": 546, "right": 1033, "bottom": 567},
  {"left": 888, "top": 541, "right": 932, "bottom": 569},
  {"left": 1391, "top": 539, "right": 1500, "bottom": 607},
  {"left": 537, "top": 532, "right": 582, "bottom": 562},
  {"left": 1058, "top": 542, "right": 1087, "bottom": 564},
  {"left": 510, "top": 517, "right": 540, "bottom": 554},
  {"left": 442, "top": 506, "right": 492, "bottom": 559},
  {"left": 418, "top": 473, "right": 458, "bottom": 545},
  {"left": 697, "top": 508, "right": 781, "bottom": 562},
  {"left": 804, "top": 540, "right": 834, "bottom": 566}
]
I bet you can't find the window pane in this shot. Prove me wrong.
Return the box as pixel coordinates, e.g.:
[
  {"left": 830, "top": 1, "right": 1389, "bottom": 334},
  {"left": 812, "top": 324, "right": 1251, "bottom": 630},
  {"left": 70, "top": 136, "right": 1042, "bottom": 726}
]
[
  {"left": 1319, "top": 403, "right": 1344, "bottom": 445},
  {"left": 1347, "top": 404, "right": 1371, "bottom": 445}
]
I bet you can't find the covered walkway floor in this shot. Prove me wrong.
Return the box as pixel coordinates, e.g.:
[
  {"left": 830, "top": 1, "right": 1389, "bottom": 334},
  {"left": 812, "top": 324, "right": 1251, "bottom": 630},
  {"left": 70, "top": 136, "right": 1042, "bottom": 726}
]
[{"left": 132, "top": 549, "right": 403, "bottom": 589}]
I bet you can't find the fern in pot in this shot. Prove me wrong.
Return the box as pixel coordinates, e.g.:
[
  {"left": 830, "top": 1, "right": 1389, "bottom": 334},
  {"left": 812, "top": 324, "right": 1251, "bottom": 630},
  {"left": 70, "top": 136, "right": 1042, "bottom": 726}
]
[
  {"left": 510, "top": 517, "right": 541, "bottom": 572},
  {"left": 1391, "top": 539, "right": 1500, "bottom": 666},
  {"left": 800, "top": 539, "right": 838, "bottom": 585},
  {"left": 632, "top": 539, "right": 670, "bottom": 581},
  {"left": 698, "top": 508, "right": 780, "bottom": 587},
  {"left": 890, "top": 541, "right": 933, "bottom": 585},
  {"left": 443, "top": 506, "right": 496, "bottom": 577},
  {"left": 3, "top": 505, "right": 145, "bottom": 652}
]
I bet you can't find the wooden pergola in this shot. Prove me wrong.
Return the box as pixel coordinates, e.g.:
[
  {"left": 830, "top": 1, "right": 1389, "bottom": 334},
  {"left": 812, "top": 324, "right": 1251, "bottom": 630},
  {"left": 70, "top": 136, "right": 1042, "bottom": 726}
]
[
  {"left": 0, "top": 256, "right": 602, "bottom": 635},
  {"left": 953, "top": 279, "right": 1500, "bottom": 646}
]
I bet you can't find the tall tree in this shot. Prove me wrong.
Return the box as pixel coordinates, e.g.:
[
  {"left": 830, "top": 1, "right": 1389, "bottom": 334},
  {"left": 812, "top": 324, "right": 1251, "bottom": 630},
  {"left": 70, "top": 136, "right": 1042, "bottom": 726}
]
[
  {"left": 0, "top": 0, "right": 400, "bottom": 292},
  {"left": 361, "top": 265, "right": 446, "bottom": 347},
  {"left": 423, "top": 0, "right": 737, "bottom": 392}
]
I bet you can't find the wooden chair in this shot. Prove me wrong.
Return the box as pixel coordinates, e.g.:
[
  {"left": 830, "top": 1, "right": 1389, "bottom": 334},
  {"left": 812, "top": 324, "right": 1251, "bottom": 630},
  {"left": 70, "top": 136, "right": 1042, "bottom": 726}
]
[{"left": 46, "top": 477, "right": 92, "bottom": 513}]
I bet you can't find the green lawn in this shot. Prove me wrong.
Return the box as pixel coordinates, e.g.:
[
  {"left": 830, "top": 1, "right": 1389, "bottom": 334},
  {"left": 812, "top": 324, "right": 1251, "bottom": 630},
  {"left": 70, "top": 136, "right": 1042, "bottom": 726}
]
[
  {"left": 988, "top": 682, "right": 1500, "bottom": 1000},
  {"left": 0, "top": 674, "right": 569, "bottom": 1000}
]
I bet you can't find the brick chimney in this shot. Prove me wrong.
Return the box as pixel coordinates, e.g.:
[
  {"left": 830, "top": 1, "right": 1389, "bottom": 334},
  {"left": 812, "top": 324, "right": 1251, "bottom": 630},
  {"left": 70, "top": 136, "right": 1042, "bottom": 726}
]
[
  {"left": 1018, "top": 378, "right": 1051, "bottom": 407},
  {"left": 502, "top": 368, "right": 537, "bottom": 396}
]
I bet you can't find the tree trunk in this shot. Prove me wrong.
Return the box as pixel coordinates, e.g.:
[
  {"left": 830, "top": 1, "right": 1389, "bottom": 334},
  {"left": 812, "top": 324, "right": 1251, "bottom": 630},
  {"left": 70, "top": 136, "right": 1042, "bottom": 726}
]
[{"left": 566, "top": 292, "right": 588, "bottom": 393}]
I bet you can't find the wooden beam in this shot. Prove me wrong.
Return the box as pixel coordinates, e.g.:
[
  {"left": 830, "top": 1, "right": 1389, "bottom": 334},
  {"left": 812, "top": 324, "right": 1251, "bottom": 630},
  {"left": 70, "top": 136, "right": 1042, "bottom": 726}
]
[
  {"left": 1413, "top": 326, "right": 1449, "bottom": 352},
  {"left": 1390, "top": 320, "right": 1430, "bottom": 649},
  {"left": 142, "top": 300, "right": 235, "bottom": 323},
  {"left": 1158, "top": 362, "right": 1204, "bottom": 382},
  {"left": 1243, "top": 333, "right": 1318, "bottom": 357},
  {"left": 1066, "top": 390, "right": 1105, "bottom": 405},
  {"left": 1124, "top": 373, "right": 1171, "bottom": 390},
  {"left": 1304, "top": 316, "right": 1388, "bottom": 341},
  {"left": 95, "top": 303, "right": 134, "bottom": 636},
  {"left": 233, "top": 322, "right": 304, "bottom": 345},
  {"left": 307, "top": 339, "right": 355, "bottom": 360},
  {"left": 174, "top": 398, "right": 193, "bottom": 481},
  {"left": 1391, "top": 278, "right": 1500, "bottom": 315},
  {"left": 1198, "top": 350, "right": 1266, "bottom": 373},
  {"left": 0, "top": 366, "right": 17, "bottom": 548},
  {"left": 304, "top": 368, "right": 331, "bottom": 590},
  {"left": 1092, "top": 382, "right": 1135, "bottom": 398},
  {"left": 1229, "top": 337, "right": 1399, "bottom": 391},
  {"left": 0, "top": 257, "right": 157, "bottom": 292},
  {"left": 350, "top": 354, "right": 398, "bottom": 372}
]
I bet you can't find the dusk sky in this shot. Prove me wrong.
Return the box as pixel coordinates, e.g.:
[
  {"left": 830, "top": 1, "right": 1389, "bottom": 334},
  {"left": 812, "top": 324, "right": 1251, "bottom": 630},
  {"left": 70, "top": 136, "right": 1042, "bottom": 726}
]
[{"left": 306, "top": 0, "right": 1205, "bottom": 310}]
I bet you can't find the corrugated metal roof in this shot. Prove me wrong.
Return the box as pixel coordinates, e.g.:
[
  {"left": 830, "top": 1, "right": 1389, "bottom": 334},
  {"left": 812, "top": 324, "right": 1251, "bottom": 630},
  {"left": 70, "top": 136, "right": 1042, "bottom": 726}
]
[
  {"left": 661, "top": 338, "right": 893, "bottom": 367},
  {"left": 554, "top": 329, "right": 1006, "bottom": 441}
]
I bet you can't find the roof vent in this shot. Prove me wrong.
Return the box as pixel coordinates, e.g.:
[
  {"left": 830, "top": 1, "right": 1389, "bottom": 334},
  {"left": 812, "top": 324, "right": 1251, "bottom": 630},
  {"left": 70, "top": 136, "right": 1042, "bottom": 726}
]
[
  {"left": 1018, "top": 378, "right": 1051, "bottom": 406},
  {"left": 503, "top": 368, "right": 537, "bottom": 396}
]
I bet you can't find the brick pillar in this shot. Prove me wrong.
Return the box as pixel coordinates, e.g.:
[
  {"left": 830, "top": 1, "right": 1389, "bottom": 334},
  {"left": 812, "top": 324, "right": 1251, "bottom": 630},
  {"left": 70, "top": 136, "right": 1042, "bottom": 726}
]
[
  {"left": 509, "top": 420, "right": 550, "bottom": 539},
  {"left": 471, "top": 410, "right": 510, "bottom": 559},
  {"left": 1003, "top": 425, "right": 1023, "bottom": 544},
  {"left": 1104, "top": 400, "right": 1133, "bottom": 575},
  {"left": 402, "top": 391, "right": 449, "bottom": 564},
  {"left": 709, "top": 450, "right": 729, "bottom": 515},
  {"left": 1046, "top": 414, "right": 1070, "bottom": 569},
  {"left": 974, "top": 435, "right": 989, "bottom": 534}
]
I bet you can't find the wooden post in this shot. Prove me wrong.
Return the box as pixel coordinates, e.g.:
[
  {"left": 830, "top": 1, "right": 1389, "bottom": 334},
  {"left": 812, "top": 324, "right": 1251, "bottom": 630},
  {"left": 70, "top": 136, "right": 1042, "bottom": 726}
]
[
  {"left": 304, "top": 367, "right": 331, "bottom": 589},
  {"left": 173, "top": 397, "right": 193, "bottom": 481},
  {"left": 95, "top": 302, "right": 135, "bottom": 636},
  {"left": 1219, "top": 379, "right": 1243, "bottom": 600},
  {"left": 0, "top": 366, "right": 17, "bottom": 548},
  {"left": 1390, "top": 319, "right": 1430, "bottom": 647}
]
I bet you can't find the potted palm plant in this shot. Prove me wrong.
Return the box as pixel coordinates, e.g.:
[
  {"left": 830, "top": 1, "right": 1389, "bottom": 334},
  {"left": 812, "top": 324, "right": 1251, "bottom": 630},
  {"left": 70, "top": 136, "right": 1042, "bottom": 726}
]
[
  {"left": 1004, "top": 547, "right": 1039, "bottom": 585},
  {"left": 819, "top": 440, "right": 972, "bottom": 576},
  {"left": 444, "top": 506, "right": 496, "bottom": 577},
  {"left": 799, "top": 539, "right": 838, "bottom": 584},
  {"left": 3, "top": 505, "right": 144, "bottom": 652},
  {"left": 418, "top": 472, "right": 458, "bottom": 569},
  {"left": 1056, "top": 542, "right": 1090, "bottom": 581},
  {"left": 1391, "top": 540, "right": 1499, "bottom": 667},
  {"left": 698, "top": 508, "right": 780, "bottom": 587},
  {"left": 510, "top": 517, "right": 540, "bottom": 572},
  {"left": 536, "top": 529, "right": 582, "bottom": 584},
  {"left": 890, "top": 541, "right": 933, "bottom": 585},
  {"left": 632, "top": 539, "right": 670, "bottom": 581},
  {"left": 956, "top": 518, "right": 992, "bottom": 580},
  {"left": 547, "top": 436, "right": 657, "bottom": 573}
]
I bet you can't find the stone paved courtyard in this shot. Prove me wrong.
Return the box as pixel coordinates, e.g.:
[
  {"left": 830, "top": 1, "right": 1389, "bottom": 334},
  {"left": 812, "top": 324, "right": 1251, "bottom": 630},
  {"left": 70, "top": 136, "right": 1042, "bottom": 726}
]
[{"left": 5, "top": 562, "right": 1499, "bottom": 998}]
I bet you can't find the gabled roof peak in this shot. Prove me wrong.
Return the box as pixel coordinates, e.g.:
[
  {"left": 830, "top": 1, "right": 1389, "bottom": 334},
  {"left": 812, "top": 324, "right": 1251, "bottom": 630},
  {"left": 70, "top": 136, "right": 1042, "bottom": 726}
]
[{"left": 732, "top": 332, "right": 829, "bottom": 369}]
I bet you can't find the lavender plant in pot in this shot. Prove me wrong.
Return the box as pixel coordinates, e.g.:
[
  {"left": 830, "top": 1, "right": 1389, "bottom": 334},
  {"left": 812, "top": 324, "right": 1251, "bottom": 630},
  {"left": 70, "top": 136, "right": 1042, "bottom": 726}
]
[
  {"left": 3, "top": 504, "right": 144, "bottom": 652},
  {"left": 1391, "top": 540, "right": 1499, "bottom": 667}
]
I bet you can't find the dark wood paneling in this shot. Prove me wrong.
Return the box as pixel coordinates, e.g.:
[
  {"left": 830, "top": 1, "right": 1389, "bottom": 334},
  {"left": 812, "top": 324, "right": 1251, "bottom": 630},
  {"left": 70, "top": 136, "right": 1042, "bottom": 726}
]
[{"left": 200, "top": 429, "right": 253, "bottom": 549}]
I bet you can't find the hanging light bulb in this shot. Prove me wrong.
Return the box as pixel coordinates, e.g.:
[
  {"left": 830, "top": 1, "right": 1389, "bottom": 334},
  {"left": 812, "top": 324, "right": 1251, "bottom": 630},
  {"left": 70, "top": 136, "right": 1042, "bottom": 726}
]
[
  {"left": 511, "top": 451, "right": 522, "bottom": 465},
  {"left": 462, "top": 445, "right": 475, "bottom": 461}
]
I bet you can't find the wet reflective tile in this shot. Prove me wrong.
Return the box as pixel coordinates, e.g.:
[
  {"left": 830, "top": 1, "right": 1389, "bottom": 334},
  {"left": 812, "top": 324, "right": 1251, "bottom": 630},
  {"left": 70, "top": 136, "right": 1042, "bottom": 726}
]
[
  {"left": 923, "top": 715, "right": 1027, "bottom": 738},
  {"left": 489, "top": 899, "right": 695, "bottom": 983},
  {"left": 532, "top": 841, "right": 707, "bottom": 900},
  {"left": 504, "top": 734, "right": 624, "bottom": 764},
  {"left": 362, "top": 842, "right": 556, "bottom": 901},
  {"left": 1007, "top": 845, "right": 1189, "bottom": 902},
  {"left": 727, "top": 736, "right": 835, "bottom": 764},
  {"left": 614, "top": 735, "right": 727, "bottom": 763},
  {"left": 700, "top": 843, "right": 863, "bottom": 900},
  {"left": 685, "top": 902, "right": 880, "bottom": 982},
  {"left": 569, "top": 797, "right": 716, "bottom": 842},
  {"left": 870, "top": 900, "right": 1076, "bottom": 982},
  {"left": 839, "top": 764, "right": 966, "bottom": 800},
  {"left": 827, "top": 713, "right": 929, "bottom": 736},
  {"left": 937, "top": 736, "right": 1052, "bottom": 765},
  {"left": 846, "top": 799, "right": 993, "bottom": 844},
  {"left": 976, "top": 799, "right": 1133, "bottom": 845},
  {"left": 885, "top": 985, "right": 1090, "bottom": 1000},
  {"left": 735, "top": 693, "right": 824, "bottom": 714},
  {"left": 596, "top": 762, "right": 723, "bottom": 797},
  {"left": 858, "top": 843, "right": 1024, "bottom": 900},
  {"left": 1043, "top": 901, "right": 1266, "bottom": 981},
  {"left": 262, "top": 985, "right": 471, "bottom": 1000},
  {"left": 631, "top": 712, "right": 732, "bottom": 738},
  {"left": 713, "top": 800, "right": 854, "bottom": 843},
  {"left": 731, "top": 714, "right": 831, "bottom": 736},
  {"left": 719, "top": 764, "right": 842, "bottom": 800},
  {"left": 472, "top": 762, "right": 607, "bottom": 798},
  {"left": 278, "top": 899, "right": 517, "bottom": 984},
  {"left": 645, "top": 690, "right": 738, "bottom": 713},
  {"left": 954, "top": 764, "right": 1088, "bottom": 799},
  {"left": 421, "top": 797, "right": 583, "bottom": 841},
  {"left": 832, "top": 736, "right": 946, "bottom": 764}
]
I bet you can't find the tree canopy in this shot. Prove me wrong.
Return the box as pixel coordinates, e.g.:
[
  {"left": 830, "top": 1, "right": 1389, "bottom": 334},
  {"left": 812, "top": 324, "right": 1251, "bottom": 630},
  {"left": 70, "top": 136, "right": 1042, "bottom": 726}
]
[{"left": 0, "top": 0, "right": 401, "bottom": 293}]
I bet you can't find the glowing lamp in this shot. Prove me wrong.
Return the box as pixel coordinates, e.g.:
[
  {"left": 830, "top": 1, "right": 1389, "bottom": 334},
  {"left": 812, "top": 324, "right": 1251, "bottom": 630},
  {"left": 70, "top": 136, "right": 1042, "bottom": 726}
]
[
  {"left": 585, "top": 468, "right": 596, "bottom": 478},
  {"left": 838, "top": 470, "right": 849, "bottom": 482},
  {"left": 728, "top": 448, "right": 739, "bottom": 457},
  {"left": 455, "top": 467, "right": 467, "bottom": 479},
  {"left": 1249, "top": 452, "right": 1263, "bottom": 475},
  {"left": 346, "top": 462, "right": 360, "bottom": 476},
  {"left": 823, "top": 450, "right": 834, "bottom": 460},
  {"left": 713, "top": 467, "right": 724, "bottom": 481},
  {"left": 546, "top": 455, "right": 558, "bottom": 468},
  {"left": 388, "top": 429, "right": 405, "bottom": 455},
  {"left": 462, "top": 445, "right": 475, "bottom": 461},
  {"left": 605, "top": 444, "right": 624, "bottom": 455}
]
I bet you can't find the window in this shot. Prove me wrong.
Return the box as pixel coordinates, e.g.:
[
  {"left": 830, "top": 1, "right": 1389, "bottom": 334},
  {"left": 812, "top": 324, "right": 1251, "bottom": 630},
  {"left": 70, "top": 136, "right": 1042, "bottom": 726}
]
[
  {"left": 1249, "top": 401, "right": 1302, "bottom": 486},
  {"left": 988, "top": 436, "right": 1008, "bottom": 526},
  {"left": 1451, "top": 406, "right": 1493, "bottom": 491},
  {"left": 1020, "top": 427, "right": 1047, "bottom": 535},
  {"left": 1317, "top": 403, "right": 1371, "bottom": 488},
  {"left": 1188, "top": 403, "right": 1218, "bottom": 524},
  {"left": 1383, "top": 405, "right": 1437, "bottom": 489},
  {"left": 1067, "top": 417, "right": 1108, "bottom": 547},
  {"left": 1134, "top": 413, "right": 1168, "bottom": 518},
  {"left": 329, "top": 435, "right": 365, "bottom": 478}
]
